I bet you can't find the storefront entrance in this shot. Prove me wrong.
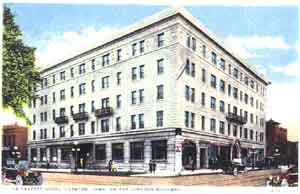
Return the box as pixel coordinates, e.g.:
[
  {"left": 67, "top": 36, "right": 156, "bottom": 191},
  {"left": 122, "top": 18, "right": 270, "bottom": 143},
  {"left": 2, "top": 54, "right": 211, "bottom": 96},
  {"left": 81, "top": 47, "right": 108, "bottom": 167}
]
[
  {"left": 182, "top": 141, "right": 196, "bottom": 170},
  {"left": 199, "top": 148, "right": 207, "bottom": 168},
  {"left": 73, "top": 143, "right": 93, "bottom": 169}
]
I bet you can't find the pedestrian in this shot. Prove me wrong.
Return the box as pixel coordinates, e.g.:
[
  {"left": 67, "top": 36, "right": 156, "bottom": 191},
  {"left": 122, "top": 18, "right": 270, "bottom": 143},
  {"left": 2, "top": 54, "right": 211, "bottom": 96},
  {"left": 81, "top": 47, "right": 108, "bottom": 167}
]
[
  {"left": 108, "top": 160, "right": 112, "bottom": 172},
  {"left": 80, "top": 158, "right": 84, "bottom": 169},
  {"left": 149, "top": 160, "right": 153, "bottom": 173},
  {"left": 152, "top": 161, "right": 156, "bottom": 174},
  {"left": 112, "top": 160, "right": 117, "bottom": 172}
]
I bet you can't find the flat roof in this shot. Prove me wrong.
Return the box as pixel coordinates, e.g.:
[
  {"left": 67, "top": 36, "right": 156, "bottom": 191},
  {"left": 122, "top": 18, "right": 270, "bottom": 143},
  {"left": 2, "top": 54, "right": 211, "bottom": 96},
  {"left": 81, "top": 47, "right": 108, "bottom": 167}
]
[{"left": 40, "top": 6, "right": 269, "bottom": 85}]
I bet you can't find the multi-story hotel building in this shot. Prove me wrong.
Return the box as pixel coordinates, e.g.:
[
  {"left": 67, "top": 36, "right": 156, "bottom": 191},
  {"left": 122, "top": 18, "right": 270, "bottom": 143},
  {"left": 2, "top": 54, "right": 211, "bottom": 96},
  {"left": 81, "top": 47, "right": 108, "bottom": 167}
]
[{"left": 27, "top": 7, "right": 269, "bottom": 172}]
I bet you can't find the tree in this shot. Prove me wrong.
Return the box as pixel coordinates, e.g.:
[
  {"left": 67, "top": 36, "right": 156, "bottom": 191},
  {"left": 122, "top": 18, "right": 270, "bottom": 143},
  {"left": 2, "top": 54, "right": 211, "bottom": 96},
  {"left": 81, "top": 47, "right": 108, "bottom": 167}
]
[{"left": 3, "top": 5, "right": 41, "bottom": 124}]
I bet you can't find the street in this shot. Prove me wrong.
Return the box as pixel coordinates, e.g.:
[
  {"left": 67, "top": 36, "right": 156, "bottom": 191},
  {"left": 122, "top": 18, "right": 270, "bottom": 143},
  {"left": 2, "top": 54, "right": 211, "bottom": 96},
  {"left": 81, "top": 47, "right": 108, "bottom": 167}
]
[{"left": 35, "top": 169, "right": 279, "bottom": 186}]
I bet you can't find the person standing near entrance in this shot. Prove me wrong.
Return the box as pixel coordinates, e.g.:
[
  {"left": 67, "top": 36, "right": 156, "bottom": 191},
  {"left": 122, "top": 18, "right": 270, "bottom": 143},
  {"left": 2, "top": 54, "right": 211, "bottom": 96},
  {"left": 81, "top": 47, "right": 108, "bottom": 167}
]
[
  {"left": 108, "top": 160, "right": 112, "bottom": 172},
  {"left": 80, "top": 158, "right": 84, "bottom": 169}
]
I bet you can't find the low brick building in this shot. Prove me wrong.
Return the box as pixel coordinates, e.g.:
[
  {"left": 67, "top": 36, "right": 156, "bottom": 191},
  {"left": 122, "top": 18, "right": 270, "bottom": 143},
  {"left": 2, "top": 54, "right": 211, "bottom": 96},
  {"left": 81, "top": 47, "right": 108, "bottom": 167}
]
[
  {"left": 2, "top": 123, "right": 28, "bottom": 164},
  {"left": 266, "top": 119, "right": 288, "bottom": 164}
]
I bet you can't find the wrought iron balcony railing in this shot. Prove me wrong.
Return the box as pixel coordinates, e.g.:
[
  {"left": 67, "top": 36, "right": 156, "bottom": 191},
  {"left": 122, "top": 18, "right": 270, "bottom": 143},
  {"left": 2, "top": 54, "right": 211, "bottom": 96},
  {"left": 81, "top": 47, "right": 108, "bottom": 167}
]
[
  {"left": 226, "top": 113, "right": 247, "bottom": 125},
  {"left": 54, "top": 116, "right": 69, "bottom": 124},
  {"left": 72, "top": 112, "right": 89, "bottom": 121},
  {"left": 95, "top": 107, "right": 114, "bottom": 118}
]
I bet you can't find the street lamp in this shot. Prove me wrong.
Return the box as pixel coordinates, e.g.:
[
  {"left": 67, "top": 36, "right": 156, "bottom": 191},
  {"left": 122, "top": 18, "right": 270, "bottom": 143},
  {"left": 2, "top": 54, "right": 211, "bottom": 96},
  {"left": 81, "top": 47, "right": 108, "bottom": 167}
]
[{"left": 72, "top": 141, "right": 80, "bottom": 172}]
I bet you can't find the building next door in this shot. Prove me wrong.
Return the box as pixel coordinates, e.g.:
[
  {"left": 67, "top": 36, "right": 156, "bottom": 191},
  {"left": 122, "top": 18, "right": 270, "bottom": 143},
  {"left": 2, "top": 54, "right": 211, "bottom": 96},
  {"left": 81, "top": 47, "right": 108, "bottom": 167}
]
[{"left": 182, "top": 140, "right": 196, "bottom": 170}]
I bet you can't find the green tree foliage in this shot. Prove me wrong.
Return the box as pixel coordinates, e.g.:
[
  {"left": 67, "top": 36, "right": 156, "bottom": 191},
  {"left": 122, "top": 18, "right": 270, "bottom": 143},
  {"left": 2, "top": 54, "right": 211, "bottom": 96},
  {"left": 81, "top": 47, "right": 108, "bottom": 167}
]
[{"left": 3, "top": 5, "right": 41, "bottom": 123}]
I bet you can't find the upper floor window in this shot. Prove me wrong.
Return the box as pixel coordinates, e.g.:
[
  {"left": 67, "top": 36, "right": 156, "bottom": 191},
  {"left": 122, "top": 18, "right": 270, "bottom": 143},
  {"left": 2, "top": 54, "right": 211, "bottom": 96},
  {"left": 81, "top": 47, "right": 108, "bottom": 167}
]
[
  {"left": 117, "top": 49, "right": 122, "bottom": 62},
  {"left": 116, "top": 117, "right": 121, "bottom": 131},
  {"left": 220, "top": 58, "right": 225, "bottom": 70},
  {"left": 245, "top": 76, "right": 249, "bottom": 85},
  {"left": 219, "top": 100, "right": 225, "bottom": 113},
  {"left": 156, "top": 111, "right": 163, "bottom": 127},
  {"left": 116, "top": 95, "right": 122, "bottom": 108},
  {"left": 202, "top": 45, "right": 206, "bottom": 58},
  {"left": 139, "top": 40, "right": 145, "bottom": 53},
  {"left": 139, "top": 65, "right": 145, "bottom": 79},
  {"left": 101, "top": 98, "right": 109, "bottom": 108},
  {"left": 91, "top": 80, "right": 95, "bottom": 92},
  {"left": 60, "top": 89, "right": 65, "bottom": 101},
  {"left": 157, "top": 59, "right": 164, "bottom": 74},
  {"left": 220, "top": 79, "right": 225, "bottom": 92},
  {"left": 233, "top": 68, "right": 239, "bottom": 79},
  {"left": 132, "top": 67, "right": 137, "bottom": 80},
  {"left": 233, "top": 87, "right": 238, "bottom": 99},
  {"left": 210, "top": 74, "right": 217, "bottom": 88},
  {"left": 117, "top": 72, "right": 121, "bottom": 85},
  {"left": 79, "top": 123, "right": 85, "bottom": 136},
  {"left": 102, "top": 54, "right": 109, "bottom": 66},
  {"left": 157, "top": 85, "right": 164, "bottom": 100},
  {"left": 79, "top": 83, "right": 86, "bottom": 95},
  {"left": 70, "top": 86, "right": 74, "bottom": 98},
  {"left": 91, "top": 59, "right": 95, "bottom": 70},
  {"left": 60, "top": 71, "right": 66, "bottom": 80},
  {"left": 139, "top": 89, "right": 144, "bottom": 103},
  {"left": 79, "top": 103, "right": 86, "bottom": 113},
  {"left": 210, "top": 118, "right": 216, "bottom": 132},
  {"left": 101, "top": 76, "right": 109, "bottom": 88},
  {"left": 70, "top": 68, "right": 74, "bottom": 78},
  {"left": 211, "top": 51, "right": 217, "bottom": 65},
  {"left": 201, "top": 68, "right": 206, "bottom": 82},
  {"left": 131, "top": 91, "right": 137, "bottom": 105},
  {"left": 101, "top": 119, "right": 109, "bottom": 133},
  {"left": 210, "top": 96, "right": 216, "bottom": 110},
  {"left": 132, "top": 43, "right": 137, "bottom": 56},
  {"left": 52, "top": 75, "right": 56, "bottom": 84},
  {"left": 79, "top": 63, "right": 86, "bottom": 74},
  {"left": 138, "top": 113, "right": 144, "bottom": 128},
  {"left": 250, "top": 80, "right": 254, "bottom": 89},
  {"left": 157, "top": 32, "right": 164, "bottom": 47},
  {"left": 192, "top": 37, "right": 196, "bottom": 51}
]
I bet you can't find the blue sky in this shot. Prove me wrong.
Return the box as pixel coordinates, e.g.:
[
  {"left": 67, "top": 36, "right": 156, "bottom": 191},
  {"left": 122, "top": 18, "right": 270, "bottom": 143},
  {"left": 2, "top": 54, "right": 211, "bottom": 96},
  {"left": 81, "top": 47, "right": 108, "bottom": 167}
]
[{"left": 6, "top": 4, "right": 300, "bottom": 140}]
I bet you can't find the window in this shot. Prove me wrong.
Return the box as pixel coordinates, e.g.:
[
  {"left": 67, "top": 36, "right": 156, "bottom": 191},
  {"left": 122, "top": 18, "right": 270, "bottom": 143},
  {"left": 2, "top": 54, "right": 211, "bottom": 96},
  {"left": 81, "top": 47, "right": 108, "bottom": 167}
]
[
  {"left": 201, "top": 92, "right": 205, "bottom": 106},
  {"left": 52, "top": 75, "right": 56, "bottom": 84},
  {"left": 185, "top": 59, "right": 190, "bottom": 74},
  {"left": 60, "top": 108, "right": 66, "bottom": 116},
  {"left": 157, "top": 58, "right": 164, "bottom": 74},
  {"left": 102, "top": 54, "right": 109, "bottom": 66},
  {"left": 244, "top": 111, "right": 248, "bottom": 122},
  {"left": 185, "top": 85, "right": 190, "bottom": 101},
  {"left": 220, "top": 80, "right": 225, "bottom": 92},
  {"left": 131, "top": 115, "right": 136, "bottom": 129},
  {"left": 233, "top": 125, "right": 237, "bottom": 137},
  {"left": 202, "top": 45, "right": 206, "bottom": 58},
  {"left": 233, "top": 87, "right": 238, "bottom": 99},
  {"left": 91, "top": 101, "right": 95, "bottom": 112},
  {"left": 117, "top": 49, "right": 122, "bottom": 62},
  {"left": 131, "top": 91, "right": 137, "bottom": 104},
  {"left": 132, "top": 67, "right": 137, "bottom": 80},
  {"left": 244, "top": 128, "right": 248, "bottom": 139},
  {"left": 228, "top": 64, "right": 232, "bottom": 75},
  {"left": 132, "top": 43, "right": 137, "bottom": 56},
  {"left": 245, "top": 76, "right": 249, "bottom": 85},
  {"left": 40, "top": 112, "right": 44, "bottom": 122},
  {"left": 139, "top": 40, "right": 145, "bottom": 53},
  {"left": 244, "top": 93, "right": 248, "bottom": 104},
  {"left": 112, "top": 143, "right": 124, "bottom": 161},
  {"left": 211, "top": 52, "right": 217, "bottom": 65},
  {"left": 210, "top": 96, "right": 216, "bottom": 110},
  {"left": 220, "top": 58, "right": 225, "bottom": 70},
  {"left": 210, "top": 74, "right": 216, "bottom": 88},
  {"left": 187, "top": 35, "right": 191, "bottom": 48},
  {"left": 116, "top": 95, "right": 121, "bottom": 108},
  {"left": 138, "top": 113, "right": 144, "bottom": 128},
  {"left": 201, "top": 116, "right": 205, "bottom": 130},
  {"left": 70, "top": 68, "right": 74, "bottom": 78},
  {"left": 184, "top": 111, "right": 189, "bottom": 127},
  {"left": 250, "top": 129, "right": 253, "bottom": 140},
  {"left": 157, "top": 85, "right": 164, "bottom": 100},
  {"left": 44, "top": 95, "right": 48, "bottom": 104},
  {"left": 156, "top": 111, "right": 163, "bottom": 127},
  {"left": 70, "top": 125, "right": 73, "bottom": 137},
  {"left": 101, "top": 98, "right": 109, "bottom": 108},
  {"left": 250, "top": 80, "right": 254, "bottom": 89},
  {"left": 227, "top": 124, "right": 231, "bottom": 136},
  {"left": 240, "top": 91, "right": 243, "bottom": 101},
  {"left": 79, "top": 63, "right": 86, "bottom": 74},
  {"left": 59, "top": 126, "right": 65, "bottom": 137},
  {"left": 33, "top": 131, "right": 36, "bottom": 140},
  {"left": 250, "top": 113, "right": 254, "bottom": 123},
  {"left": 91, "top": 80, "right": 95, "bottom": 92},
  {"left": 52, "top": 127, "right": 55, "bottom": 138},
  {"left": 139, "top": 65, "right": 144, "bottom": 79},
  {"left": 79, "top": 123, "right": 85, "bottom": 135},
  {"left": 116, "top": 117, "right": 121, "bottom": 131},
  {"left": 52, "top": 92, "right": 56, "bottom": 103},
  {"left": 71, "top": 86, "right": 74, "bottom": 98},
  {"left": 240, "top": 127, "right": 243, "bottom": 138},
  {"left": 191, "top": 112, "right": 195, "bottom": 128},
  {"left": 201, "top": 68, "right": 206, "bottom": 82},
  {"left": 102, "top": 76, "right": 109, "bottom": 88},
  {"left": 233, "top": 68, "right": 239, "bottom": 79},
  {"left": 219, "top": 100, "right": 225, "bottom": 113},
  {"left": 91, "top": 121, "right": 95, "bottom": 134},
  {"left": 52, "top": 110, "right": 55, "bottom": 120},
  {"left": 191, "top": 63, "right": 195, "bottom": 77},
  {"left": 33, "top": 114, "right": 36, "bottom": 124},
  {"left": 130, "top": 142, "right": 144, "bottom": 160},
  {"left": 60, "top": 89, "right": 65, "bottom": 100},
  {"left": 91, "top": 59, "right": 95, "bottom": 70},
  {"left": 40, "top": 96, "right": 44, "bottom": 105},
  {"left": 151, "top": 140, "right": 167, "bottom": 160},
  {"left": 139, "top": 89, "right": 144, "bottom": 103},
  {"left": 60, "top": 71, "right": 65, "bottom": 80},
  {"left": 192, "top": 37, "right": 196, "bottom": 51},
  {"left": 79, "top": 83, "right": 86, "bottom": 95},
  {"left": 228, "top": 84, "right": 231, "bottom": 96},
  {"left": 101, "top": 119, "right": 109, "bottom": 132},
  {"left": 117, "top": 72, "right": 121, "bottom": 85},
  {"left": 157, "top": 32, "right": 164, "bottom": 47},
  {"left": 210, "top": 118, "right": 216, "bottom": 132},
  {"left": 95, "top": 144, "right": 106, "bottom": 161},
  {"left": 79, "top": 103, "right": 85, "bottom": 113},
  {"left": 219, "top": 121, "right": 225, "bottom": 134},
  {"left": 250, "top": 97, "right": 254, "bottom": 107},
  {"left": 191, "top": 88, "right": 195, "bottom": 103},
  {"left": 70, "top": 105, "right": 74, "bottom": 116}
]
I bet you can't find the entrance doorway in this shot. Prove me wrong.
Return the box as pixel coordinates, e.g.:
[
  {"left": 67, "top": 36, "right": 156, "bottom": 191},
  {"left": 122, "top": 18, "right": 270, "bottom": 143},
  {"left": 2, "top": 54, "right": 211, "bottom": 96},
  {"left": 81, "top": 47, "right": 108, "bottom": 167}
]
[
  {"left": 182, "top": 141, "right": 196, "bottom": 170},
  {"left": 73, "top": 143, "right": 93, "bottom": 169},
  {"left": 200, "top": 148, "right": 207, "bottom": 168}
]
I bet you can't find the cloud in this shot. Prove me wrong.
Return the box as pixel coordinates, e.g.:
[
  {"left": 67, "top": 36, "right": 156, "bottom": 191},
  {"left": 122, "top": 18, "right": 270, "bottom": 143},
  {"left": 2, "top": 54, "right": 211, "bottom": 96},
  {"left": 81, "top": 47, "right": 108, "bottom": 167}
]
[
  {"left": 266, "top": 80, "right": 300, "bottom": 141},
  {"left": 223, "top": 35, "right": 291, "bottom": 59},
  {"left": 269, "top": 60, "right": 300, "bottom": 77},
  {"left": 34, "top": 26, "right": 122, "bottom": 68}
]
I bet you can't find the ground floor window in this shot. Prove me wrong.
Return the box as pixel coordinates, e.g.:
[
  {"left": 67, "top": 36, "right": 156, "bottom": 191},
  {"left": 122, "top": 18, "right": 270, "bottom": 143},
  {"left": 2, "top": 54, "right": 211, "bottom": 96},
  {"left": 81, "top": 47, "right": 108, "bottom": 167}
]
[
  {"left": 151, "top": 140, "right": 167, "bottom": 160},
  {"left": 31, "top": 148, "right": 37, "bottom": 162},
  {"left": 112, "top": 143, "right": 124, "bottom": 161},
  {"left": 50, "top": 147, "right": 58, "bottom": 162},
  {"left": 40, "top": 148, "right": 47, "bottom": 162},
  {"left": 61, "top": 148, "right": 71, "bottom": 161},
  {"left": 95, "top": 144, "right": 106, "bottom": 161},
  {"left": 130, "top": 141, "right": 144, "bottom": 161}
]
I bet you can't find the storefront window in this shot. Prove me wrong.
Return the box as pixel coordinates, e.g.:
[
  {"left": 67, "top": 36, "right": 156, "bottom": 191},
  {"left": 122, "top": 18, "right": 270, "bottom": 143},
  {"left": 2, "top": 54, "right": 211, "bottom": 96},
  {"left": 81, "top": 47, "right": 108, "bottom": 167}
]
[
  {"left": 95, "top": 144, "right": 106, "bottom": 161},
  {"left": 61, "top": 148, "right": 71, "bottom": 161},
  {"left": 112, "top": 143, "right": 124, "bottom": 161},
  {"left": 151, "top": 140, "right": 167, "bottom": 160},
  {"left": 31, "top": 148, "right": 37, "bottom": 162},
  {"left": 130, "top": 142, "right": 144, "bottom": 161},
  {"left": 40, "top": 148, "right": 47, "bottom": 162},
  {"left": 50, "top": 147, "right": 57, "bottom": 162}
]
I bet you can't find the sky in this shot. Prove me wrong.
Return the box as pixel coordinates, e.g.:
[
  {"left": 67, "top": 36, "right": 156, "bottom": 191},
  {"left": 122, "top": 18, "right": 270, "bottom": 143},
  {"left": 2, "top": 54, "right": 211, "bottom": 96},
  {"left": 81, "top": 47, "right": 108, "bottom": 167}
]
[{"left": 2, "top": 3, "right": 299, "bottom": 141}]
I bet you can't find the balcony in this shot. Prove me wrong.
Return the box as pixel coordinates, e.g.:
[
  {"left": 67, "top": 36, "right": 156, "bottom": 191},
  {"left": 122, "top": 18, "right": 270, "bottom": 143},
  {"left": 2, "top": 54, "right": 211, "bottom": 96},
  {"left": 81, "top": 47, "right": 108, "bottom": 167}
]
[
  {"left": 54, "top": 116, "right": 69, "bottom": 124},
  {"left": 72, "top": 112, "right": 89, "bottom": 121},
  {"left": 226, "top": 113, "right": 247, "bottom": 125},
  {"left": 95, "top": 107, "right": 114, "bottom": 118}
]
